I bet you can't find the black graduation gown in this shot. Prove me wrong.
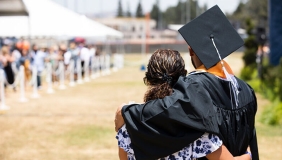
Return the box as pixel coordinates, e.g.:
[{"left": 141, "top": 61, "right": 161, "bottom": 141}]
[{"left": 122, "top": 72, "right": 258, "bottom": 160}]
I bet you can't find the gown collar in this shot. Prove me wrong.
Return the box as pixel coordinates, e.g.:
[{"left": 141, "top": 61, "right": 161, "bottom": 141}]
[{"left": 196, "top": 60, "right": 234, "bottom": 78}]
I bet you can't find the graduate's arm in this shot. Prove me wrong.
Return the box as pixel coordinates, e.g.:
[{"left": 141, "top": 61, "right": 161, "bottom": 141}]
[
  {"left": 206, "top": 145, "right": 251, "bottom": 160},
  {"left": 114, "top": 76, "right": 212, "bottom": 132},
  {"left": 118, "top": 147, "right": 128, "bottom": 160}
]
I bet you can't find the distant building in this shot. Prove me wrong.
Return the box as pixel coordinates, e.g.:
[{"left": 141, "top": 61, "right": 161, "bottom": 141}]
[{"left": 94, "top": 17, "right": 181, "bottom": 44}]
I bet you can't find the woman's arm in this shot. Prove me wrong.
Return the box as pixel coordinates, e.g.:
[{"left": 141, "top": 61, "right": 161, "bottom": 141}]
[
  {"left": 206, "top": 145, "right": 251, "bottom": 160},
  {"left": 115, "top": 103, "right": 126, "bottom": 132},
  {"left": 118, "top": 147, "right": 127, "bottom": 160}
]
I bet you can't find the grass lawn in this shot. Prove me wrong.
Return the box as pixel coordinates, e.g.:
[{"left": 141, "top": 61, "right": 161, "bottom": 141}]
[{"left": 0, "top": 53, "right": 281, "bottom": 159}]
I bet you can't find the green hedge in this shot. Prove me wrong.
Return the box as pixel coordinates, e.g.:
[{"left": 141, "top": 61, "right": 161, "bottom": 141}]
[
  {"left": 244, "top": 58, "right": 282, "bottom": 125},
  {"left": 260, "top": 100, "right": 282, "bottom": 125},
  {"left": 240, "top": 18, "right": 282, "bottom": 125},
  {"left": 240, "top": 64, "right": 257, "bottom": 81}
]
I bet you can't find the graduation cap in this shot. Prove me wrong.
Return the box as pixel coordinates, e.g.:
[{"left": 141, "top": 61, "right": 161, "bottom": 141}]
[
  {"left": 178, "top": 5, "right": 244, "bottom": 69},
  {"left": 178, "top": 5, "right": 243, "bottom": 108}
]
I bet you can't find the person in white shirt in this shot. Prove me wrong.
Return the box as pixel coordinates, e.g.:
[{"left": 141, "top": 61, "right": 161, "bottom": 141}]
[
  {"left": 30, "top": 44, "right": 47, "bottom": 88},
  {"left": 79, "top": 43, "right": 90, "bottom": 77}
]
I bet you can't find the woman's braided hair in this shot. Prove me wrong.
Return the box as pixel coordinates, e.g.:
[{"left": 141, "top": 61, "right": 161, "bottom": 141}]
[{"left": 143, "top": 49, "right": 187, "bottom": 102}]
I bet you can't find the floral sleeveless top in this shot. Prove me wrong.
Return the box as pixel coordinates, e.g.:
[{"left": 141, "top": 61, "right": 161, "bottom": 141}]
[{"left": 116, "top": 125, "right": 222, "bottom": 160}]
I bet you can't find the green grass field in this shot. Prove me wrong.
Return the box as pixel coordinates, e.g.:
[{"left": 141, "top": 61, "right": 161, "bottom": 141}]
[{"left": 0, "top": 53, "right": 281, "bottom": 159}]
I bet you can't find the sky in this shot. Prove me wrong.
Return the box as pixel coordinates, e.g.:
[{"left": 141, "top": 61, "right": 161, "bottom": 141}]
[{"left": 52, "top": 0, "right": 241, "bottom": 16}]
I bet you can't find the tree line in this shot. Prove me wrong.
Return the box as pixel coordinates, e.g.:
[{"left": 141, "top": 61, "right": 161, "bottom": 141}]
[
  {"left": 227, "top": 0, "right": 268, "bottom": 29},
  {"left": 117, "top": 0, "right": 268, "bottom": 31},
  {"left": 116, "top": 0, "right": 207, "bottom": 29}
]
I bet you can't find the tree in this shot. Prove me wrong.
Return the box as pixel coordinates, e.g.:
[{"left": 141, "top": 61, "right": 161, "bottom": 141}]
[
  {"left": 233, "top": 2, "right": 245, "bottom": 15},
  {"left": 125, "top": 1, "right": 131, "bottom": 17},
  {"left": 117, "top": 0, "right": 123, "bottom": 17},
  {"left": 189, "top": 0, "right": 199, "bottom": 20},
  {"left": 161, "top": 0, "right": 207, "bottom": 27},
  {"left": 135, "top": 0, "right": 144, "bottom": 18},
  {"left": 175, "top": 0, "right": 183, "bottom": 23},
  {"left": 240, "top": 18, "right": 258, "bottom": 80},
  {"left": 247, "top": 0, "right": 268, "bottom": 27},
  {"left": 163, "top": 6, "right": 177, "bottom": 25},
  {"left": 202, "top": 3, "right": 208, "bottom": 12},
  {"left": 229, "top": 0, "right": 268, "bottom": 29},
  {"left": 150, "top": 0, "right": 160, "bottom": 28}
]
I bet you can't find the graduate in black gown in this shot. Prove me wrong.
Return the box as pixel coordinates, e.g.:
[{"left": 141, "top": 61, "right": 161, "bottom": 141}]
[{"left": 115, "top": 5, "right": 258, "bottom": 160}]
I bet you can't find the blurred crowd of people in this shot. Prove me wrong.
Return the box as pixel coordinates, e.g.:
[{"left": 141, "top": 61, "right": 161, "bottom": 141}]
[{"left": 0, "top": 38, "right": 103, "bottom": 91}]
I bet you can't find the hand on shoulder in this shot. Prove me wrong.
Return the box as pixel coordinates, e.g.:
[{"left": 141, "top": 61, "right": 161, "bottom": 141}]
[{"left": 115, "top": 103, "right": 126, "bottom": 132}]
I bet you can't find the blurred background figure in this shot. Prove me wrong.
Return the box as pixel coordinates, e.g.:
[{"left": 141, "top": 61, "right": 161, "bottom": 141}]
[
  {"left": 57, "top": 44, "right": 67, "bottom": 81},
  {"left": 0, "top": 45, "right": 15, "bottom": 90},
  {"left": 79, "top": 42, "right": 90, "bottom": 78},
  {"left": 30, "top": 44, "right": 47, "bottom": 89},
  {"left": 89, "top": 44, "right": 96, "bottom": 58},
  {"left": 46, "top": 45, "right": 60, "bottom": 82},
  {"left": 65, "top": 42, "right": 79, "bottom": 80},
  {"left": 12, "top": 42, "right": 22, "bottom": 71},
  {"left": 89, "top": 44, "right": 97, "bottom": 72},
  {"left": 19, "top": 46, "right": 31, "bottom": 88}
]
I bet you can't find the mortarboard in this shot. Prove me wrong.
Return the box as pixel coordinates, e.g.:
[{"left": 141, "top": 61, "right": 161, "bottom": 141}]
[
  {"left": 179, "top": 5, "right": 244, "bottom": 108},
  {"left": 178, "top": 5, "right": 244, "bottom": 69}
]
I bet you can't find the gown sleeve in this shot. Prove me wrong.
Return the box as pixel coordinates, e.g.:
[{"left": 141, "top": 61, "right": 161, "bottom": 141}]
[{"left": 121, "top": 76, "right": 221, "bottom": 160}]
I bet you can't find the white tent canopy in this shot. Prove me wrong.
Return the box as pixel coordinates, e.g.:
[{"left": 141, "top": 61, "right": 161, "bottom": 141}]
[
  {"left": 0, "top": 16, "right": 29, "bottom": 37},
  {"left": 0, "top": 0, "right": 28, "bottom": 16},
  {"left": 0, "top": 0, "right": 123, "bottom": 39}
]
